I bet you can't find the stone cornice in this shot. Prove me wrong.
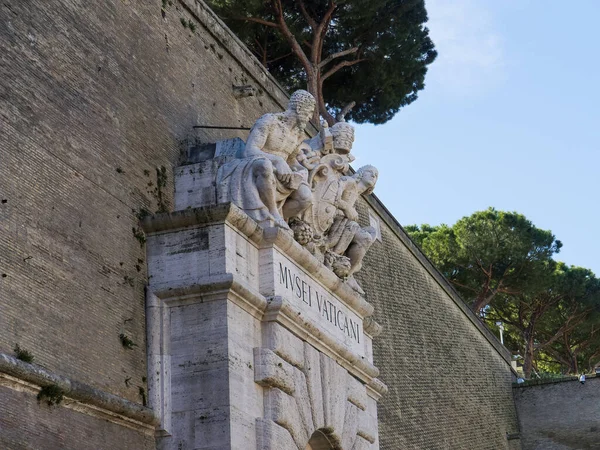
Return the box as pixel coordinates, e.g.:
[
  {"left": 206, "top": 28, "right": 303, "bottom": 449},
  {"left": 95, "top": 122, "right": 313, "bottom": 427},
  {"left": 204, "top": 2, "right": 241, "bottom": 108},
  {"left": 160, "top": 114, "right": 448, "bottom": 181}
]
[
  {"left": 0, "top": 353, "right": 158, "bottom": 429},
  {"left": 363, "top": 317, "right": 383, "bottom": 338},
  {"left": 366, "top": 377, "right": 389, "bottom": 401},
  {"left": 142, "top": 203, "right": 374, "bottom": 319}
]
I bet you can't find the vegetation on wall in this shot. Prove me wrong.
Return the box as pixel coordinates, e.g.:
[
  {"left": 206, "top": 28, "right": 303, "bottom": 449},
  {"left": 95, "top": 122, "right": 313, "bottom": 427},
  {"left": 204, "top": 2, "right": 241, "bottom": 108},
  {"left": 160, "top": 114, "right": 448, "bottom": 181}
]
[
  {"left": 37, "top": 385, "right": 65, "bottom": 406},
  {"left": 13, "top": 344, "right": 34, "bottom": 363},
  {"left": 406, "top": 208, "right": 600, "bottom": 378},
  {"left": 205, "top": 0, "right": 437, "bottom": 125}
]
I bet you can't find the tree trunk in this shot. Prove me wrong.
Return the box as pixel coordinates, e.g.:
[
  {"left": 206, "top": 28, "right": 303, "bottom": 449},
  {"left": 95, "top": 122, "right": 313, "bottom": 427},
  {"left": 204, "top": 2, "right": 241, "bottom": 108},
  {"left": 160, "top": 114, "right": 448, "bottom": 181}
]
[
  {"left": 523, "top": 323, "right": 536, "bottom": 378},
  {"left": 317, "top": 77, "right": 335, "bottom": 125},
  {"left": 523, "top": 336, "right": 535, "bottom": 378},
  {"left": 470, "top": 288, "right": 498, "bottom": 314},
  {"left": 570, "top": 357, "right": 579, "bottom": 375},
  {"left": 305, "top": 68, "right": 322, "bottom": 125}
]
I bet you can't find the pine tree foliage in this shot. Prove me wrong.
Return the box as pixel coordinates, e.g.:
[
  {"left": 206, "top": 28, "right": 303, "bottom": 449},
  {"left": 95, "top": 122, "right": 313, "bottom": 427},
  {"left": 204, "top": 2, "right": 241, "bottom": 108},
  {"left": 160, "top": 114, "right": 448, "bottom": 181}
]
[
  {"left": 405, "top": 208, "right": 562, "bottom": 313},
  {"left": 406, "top": 208, "right": 600, "bottom": 377},
  {"left": 206, "top": 0, "right": 437, "bottom": 124}
]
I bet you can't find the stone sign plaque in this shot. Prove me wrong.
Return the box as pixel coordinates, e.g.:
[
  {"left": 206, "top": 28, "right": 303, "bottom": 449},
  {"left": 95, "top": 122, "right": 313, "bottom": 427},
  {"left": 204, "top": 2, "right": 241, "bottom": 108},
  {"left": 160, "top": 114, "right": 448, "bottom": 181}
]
[
  {"left": 258, "top": 244, "right": 366, "bottom": 359},
  {"left": 275, "top": 254, "right": 364, "bottom": 355}
]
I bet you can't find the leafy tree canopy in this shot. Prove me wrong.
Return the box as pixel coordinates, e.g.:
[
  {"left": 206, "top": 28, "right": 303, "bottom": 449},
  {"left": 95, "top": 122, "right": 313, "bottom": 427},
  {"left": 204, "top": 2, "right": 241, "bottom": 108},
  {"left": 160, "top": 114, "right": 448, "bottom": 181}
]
[
  {"left": 406, "top": 208, "right": 600, "bottom": 377},
  {"left": 206, "top": 0, "right": 437, "bottom": 124},
  {"left": 487, "top": 263, "right": 600, "bottom": 377},
  {"left": 405, "top": 208, "right": 562, "bottom": 313}
]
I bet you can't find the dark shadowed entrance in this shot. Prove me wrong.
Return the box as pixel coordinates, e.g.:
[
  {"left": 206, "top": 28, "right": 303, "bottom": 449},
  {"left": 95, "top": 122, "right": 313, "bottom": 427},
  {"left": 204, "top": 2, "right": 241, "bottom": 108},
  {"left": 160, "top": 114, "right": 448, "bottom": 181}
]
[{"left": 305, "top": 429, "right": 340, "bottom": 450}]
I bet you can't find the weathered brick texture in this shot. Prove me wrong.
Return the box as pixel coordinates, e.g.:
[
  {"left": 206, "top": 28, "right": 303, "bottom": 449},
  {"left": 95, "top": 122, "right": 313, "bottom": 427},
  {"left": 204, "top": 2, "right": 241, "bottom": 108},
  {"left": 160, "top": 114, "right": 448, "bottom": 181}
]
[
  {"left": 0, "top": 0, "right": 283, "bottom": 447},
  {"left": 0, "top": 385, "right": 155, "bottom": 450},
  {"left": 355, "top": 197, "right": 521, "bottom": 450},
  {"left": 514, "top": 376, "right": 600, "bottom": 449}
]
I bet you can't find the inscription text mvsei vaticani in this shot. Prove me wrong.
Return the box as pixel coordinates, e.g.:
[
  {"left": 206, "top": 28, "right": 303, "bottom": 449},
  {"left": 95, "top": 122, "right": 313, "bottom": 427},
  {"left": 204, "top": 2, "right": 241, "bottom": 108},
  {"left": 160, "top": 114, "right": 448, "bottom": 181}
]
[{"left": 278, "top": 262, "right": 361, "bottom": 343}]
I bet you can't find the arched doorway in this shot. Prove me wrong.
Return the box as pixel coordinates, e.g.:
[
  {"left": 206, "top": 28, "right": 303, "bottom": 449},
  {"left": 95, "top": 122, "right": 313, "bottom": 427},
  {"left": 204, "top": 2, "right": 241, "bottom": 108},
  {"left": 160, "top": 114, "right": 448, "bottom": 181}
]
[{"left": 304, "top": 429, "right": 340, "bottom": 450}]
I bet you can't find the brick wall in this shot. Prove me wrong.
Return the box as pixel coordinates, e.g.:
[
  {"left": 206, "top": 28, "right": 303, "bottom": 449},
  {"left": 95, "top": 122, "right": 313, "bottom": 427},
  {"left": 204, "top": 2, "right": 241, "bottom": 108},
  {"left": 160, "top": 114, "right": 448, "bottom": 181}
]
[
  {"left": 0, "top": 0, "right": 283, "bottom": 447},
  {"left": 514, "top": 376, "right": 600, "bottom": 449},
  {"left": 355, "top": 196, "right": 521, "bottom": 450},
  {"left": 0, "top": 385, "right": 155, "bottom": 450}
]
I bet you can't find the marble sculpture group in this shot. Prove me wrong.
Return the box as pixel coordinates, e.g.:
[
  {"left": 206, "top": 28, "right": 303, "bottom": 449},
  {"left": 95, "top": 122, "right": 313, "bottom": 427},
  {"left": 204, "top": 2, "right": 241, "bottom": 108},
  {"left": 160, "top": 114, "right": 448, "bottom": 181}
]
[{"left": 217, "top": 90, "right": 379, "bottom": 294}]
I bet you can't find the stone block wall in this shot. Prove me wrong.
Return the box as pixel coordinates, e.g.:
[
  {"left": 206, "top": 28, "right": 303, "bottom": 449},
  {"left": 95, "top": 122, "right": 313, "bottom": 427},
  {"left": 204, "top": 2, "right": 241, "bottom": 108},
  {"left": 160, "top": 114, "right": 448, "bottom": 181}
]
[
  {"left": 355, "top": 196, "right": 521, "bottom": 450},
  {"left": 513, "top": 376, "right": 600, "bottom": 449}
]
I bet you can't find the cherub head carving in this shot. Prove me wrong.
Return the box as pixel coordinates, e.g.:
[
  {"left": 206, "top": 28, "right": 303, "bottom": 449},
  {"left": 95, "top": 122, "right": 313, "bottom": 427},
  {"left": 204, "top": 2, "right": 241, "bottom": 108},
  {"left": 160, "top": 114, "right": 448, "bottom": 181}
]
[{"left": 354, "top": 165, "right": 379, "bottom": 195}]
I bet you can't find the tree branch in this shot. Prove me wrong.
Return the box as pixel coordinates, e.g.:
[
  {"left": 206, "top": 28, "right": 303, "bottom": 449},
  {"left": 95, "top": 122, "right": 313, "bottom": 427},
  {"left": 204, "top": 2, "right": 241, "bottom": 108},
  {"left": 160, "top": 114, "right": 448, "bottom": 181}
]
[
  {"left": 484, "top": 311, "right": 519, "bottom": 328},
  {"left": 318, "top": 0, "right": 337, "bottom": 35},
  {"left": 254, "top": 37, "right": 267, "bottom": 66},
  {"left": 319, "top": 47, "right": 359, "bottom": 69},
  {"left": 336, "top": 101, "right": 356, "bottom": 121},
  {"left": 543, "top": 347, "right": 572, "bottom": 369},
  {"left": 267, "top": 51, "right": 294, "bottom": 64},
  {"left": 322, "top": 58, "right": 365, "bottom": 81},
  {"left": 313, "top": 0, "right": 337, "bottom": 64},
  {"left": 449, "top": 279, "right": 480, "bottom": 294},
  {"left": 296, "top": 0, "right": 317, "bottom": 30},
  {"left": 273, "top": 0, "right": 312, "bottom": 72},
  {"left": 233, "top": 16, "right": 279, "bottom": 28}
]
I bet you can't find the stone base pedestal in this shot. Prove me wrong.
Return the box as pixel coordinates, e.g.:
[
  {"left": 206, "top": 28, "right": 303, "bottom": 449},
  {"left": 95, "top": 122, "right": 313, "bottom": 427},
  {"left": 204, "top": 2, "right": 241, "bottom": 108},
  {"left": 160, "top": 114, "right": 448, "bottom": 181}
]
[{"left": 143, "top": 204, "right": 386, "bottom": 449}]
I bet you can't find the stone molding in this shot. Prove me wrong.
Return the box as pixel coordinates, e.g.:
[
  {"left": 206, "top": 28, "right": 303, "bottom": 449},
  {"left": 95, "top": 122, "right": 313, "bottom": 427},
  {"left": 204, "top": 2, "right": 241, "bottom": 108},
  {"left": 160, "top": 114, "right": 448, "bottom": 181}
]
[
  {"left": 363, "top": 317, "right": 383, "bottom": 338},
  {"left": 0, "top": 353, "right": 158, "bottom": 433},
  {"left": 142, "top": 203, "right": 374, "bottom": 318},
  {"left": 254, "top": 346, "right": 379, "bottom": 449},
  {"left": 365, "top": 378, "right": 388, "bottom": 402}
]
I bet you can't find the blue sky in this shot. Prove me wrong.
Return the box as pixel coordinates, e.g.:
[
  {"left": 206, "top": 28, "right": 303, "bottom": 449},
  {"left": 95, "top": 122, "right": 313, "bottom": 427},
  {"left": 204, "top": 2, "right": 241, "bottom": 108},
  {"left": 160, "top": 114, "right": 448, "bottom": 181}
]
[{"left": 351, "top": 0, "right": 600, "bottom": 275}]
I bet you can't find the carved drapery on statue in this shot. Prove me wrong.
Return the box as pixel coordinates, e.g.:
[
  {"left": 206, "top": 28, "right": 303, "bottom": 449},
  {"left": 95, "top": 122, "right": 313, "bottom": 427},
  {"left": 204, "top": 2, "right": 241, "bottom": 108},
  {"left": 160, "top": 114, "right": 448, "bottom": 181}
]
[{"left": 215, "top": 90, "right": 379, "bottom": 294}]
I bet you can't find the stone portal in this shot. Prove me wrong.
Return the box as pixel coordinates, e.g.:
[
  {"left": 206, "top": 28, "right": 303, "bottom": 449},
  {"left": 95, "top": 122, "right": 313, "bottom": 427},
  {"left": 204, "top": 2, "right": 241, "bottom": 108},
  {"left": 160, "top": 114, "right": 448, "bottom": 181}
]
[
  {"left": 143, "top": 92, "right": 385, "bottom": 449},
  {"left": 144, "top": 202, "right": 386, "bottom": 449}
]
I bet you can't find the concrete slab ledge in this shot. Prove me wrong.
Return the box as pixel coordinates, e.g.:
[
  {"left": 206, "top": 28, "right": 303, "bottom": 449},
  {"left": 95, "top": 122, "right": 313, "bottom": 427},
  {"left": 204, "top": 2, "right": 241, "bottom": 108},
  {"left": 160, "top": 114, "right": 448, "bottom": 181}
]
[{"left": 0, "top": 353, "right": 159, "bottom": 427}]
